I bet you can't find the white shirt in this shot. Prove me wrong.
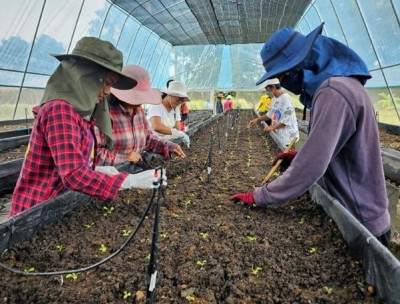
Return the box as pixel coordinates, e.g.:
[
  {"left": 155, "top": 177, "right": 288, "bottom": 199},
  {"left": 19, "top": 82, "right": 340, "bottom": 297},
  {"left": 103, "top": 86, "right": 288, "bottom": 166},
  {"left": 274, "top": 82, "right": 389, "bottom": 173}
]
[
  {"left": 266, "top": 93, "right": 299, "bottom": 146},
  {"left": 147, "top": 104, "right": 181, "bottom": 137}
]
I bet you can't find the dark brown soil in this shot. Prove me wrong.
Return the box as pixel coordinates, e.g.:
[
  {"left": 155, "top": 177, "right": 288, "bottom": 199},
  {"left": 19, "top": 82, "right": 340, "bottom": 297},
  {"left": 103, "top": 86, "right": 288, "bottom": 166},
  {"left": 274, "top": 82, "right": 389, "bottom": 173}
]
[{"left": 0, "top": 111, "right": 383, "bottom": 303}]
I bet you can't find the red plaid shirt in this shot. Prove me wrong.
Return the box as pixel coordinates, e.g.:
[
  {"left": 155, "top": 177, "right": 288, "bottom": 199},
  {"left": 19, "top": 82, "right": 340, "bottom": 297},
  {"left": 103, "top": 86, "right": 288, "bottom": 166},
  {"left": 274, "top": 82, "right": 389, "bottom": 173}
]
[
  {"left": 95, "top": 100, "right": 177, "bottom": 166},
  {"left": 11, "top": 100, "right": 128, "bottom": 216}
]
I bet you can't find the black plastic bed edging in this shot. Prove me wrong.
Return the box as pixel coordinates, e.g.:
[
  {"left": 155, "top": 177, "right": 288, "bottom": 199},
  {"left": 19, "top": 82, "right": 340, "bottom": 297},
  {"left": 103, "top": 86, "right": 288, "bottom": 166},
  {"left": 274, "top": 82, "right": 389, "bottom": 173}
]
[{"left": 0, "top": 135, "right": 30, "bottom": 151}]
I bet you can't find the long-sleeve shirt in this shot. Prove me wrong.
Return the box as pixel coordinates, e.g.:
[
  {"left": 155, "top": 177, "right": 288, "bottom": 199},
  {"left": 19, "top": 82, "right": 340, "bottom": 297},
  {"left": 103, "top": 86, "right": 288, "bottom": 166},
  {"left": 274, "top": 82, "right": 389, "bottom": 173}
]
[
  {"left": 216, "top": 99, "right": 223, "bottom": 114},
  {"left": 95, "top": 101, "right": 177, "bottom": 166},
  {"left": 253, "top": 77, "right": 390, "bottom": 237},
  {"left": 11, "top": 100, "right": 127, "bottom": 216}
]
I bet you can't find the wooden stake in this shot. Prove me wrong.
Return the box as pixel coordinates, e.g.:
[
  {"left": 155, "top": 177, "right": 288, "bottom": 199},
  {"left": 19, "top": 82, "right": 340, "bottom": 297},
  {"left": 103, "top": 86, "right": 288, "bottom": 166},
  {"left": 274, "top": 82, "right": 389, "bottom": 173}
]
[{"left": 261, "top": 137, "right": 298, "bottom": 185}]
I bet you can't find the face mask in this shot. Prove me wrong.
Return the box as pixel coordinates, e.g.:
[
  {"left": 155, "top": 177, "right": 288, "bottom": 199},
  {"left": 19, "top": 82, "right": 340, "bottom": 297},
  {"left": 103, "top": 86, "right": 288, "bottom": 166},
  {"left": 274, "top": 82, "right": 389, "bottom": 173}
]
[{"left": 280, "top": 69, "right": 304, "bottom": 95}]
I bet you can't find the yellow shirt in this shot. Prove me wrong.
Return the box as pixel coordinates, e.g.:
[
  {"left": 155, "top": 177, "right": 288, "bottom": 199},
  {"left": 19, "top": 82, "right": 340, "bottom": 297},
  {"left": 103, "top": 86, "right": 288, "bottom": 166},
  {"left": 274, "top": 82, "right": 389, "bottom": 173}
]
[{"left": 257, "top": 95, "right": 272, "bottom": 112}]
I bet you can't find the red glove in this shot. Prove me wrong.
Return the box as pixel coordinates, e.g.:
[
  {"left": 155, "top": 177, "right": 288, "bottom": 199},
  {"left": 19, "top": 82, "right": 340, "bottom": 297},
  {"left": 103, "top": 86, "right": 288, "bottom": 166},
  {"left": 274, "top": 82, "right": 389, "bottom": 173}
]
[
  {"left": 229, "top": 192, "right": 255, "bottom": 205},
  {"left": 273, "top": 150, "right": 298, "bottom": 171}
]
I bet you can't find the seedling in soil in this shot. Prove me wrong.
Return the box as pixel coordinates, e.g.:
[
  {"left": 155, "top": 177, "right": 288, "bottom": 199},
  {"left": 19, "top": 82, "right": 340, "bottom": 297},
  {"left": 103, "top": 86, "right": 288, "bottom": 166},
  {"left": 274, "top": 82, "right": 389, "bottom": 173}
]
[
  {"left": 146, "top": 253, "right": 151, "bottom": 260},
  {"left": 245, "top": 215, "right": 253, "bottom": 221},
  {"left": 84, "top": 222, "right": 95, "bottom": 228},
  {"left": 299, "top": 217, "right": 305, "bottom": 224},
  {"left": 199, "top": 232, "right": 209, "bottom": 239},
  {"left": 103, "top": 206, "right": 116, "bottom": 216},
  {"left": 246, "top": 236, "right": 256, "bottom": 242},
  {"left": 66, "top": 273, "right": 78, "bottom": 280},
  {"left": 196, "top": 260, "right": 207, "bottom": 267},
  {"left": 324, "top": 286, "right": 333, "bottom": 295},
  {"left": 56, "top": 244, "right": 64, "bottom": 251},
  {"left": 309, "top": 247, "right": 317, "bottom": 254},
  {"left": 171, "top": 212, "right": 179, "bottom": 218},
  {"left": 185, "top": 295, "right": 195, "bottom": 302},
  {"left": 184, "top": 200, "right": 192, "bottom": 208},
  {"left": 122, "top": 229, "right": 132, "bottom": 237},
  {"left": 99, "top": 244, "right": 107, "bottom": 254},
  {"left": 24, "top": 267, "right": 35, "bottom": 273},
  {"left": 123, "top": 291, "right": 132, "bottom": 299},
  {"left": 160, "top": 232, "right": 168, "bottom": 238},
  {"left": 251, "top": 266, "right": 262, "bottom": 275}
]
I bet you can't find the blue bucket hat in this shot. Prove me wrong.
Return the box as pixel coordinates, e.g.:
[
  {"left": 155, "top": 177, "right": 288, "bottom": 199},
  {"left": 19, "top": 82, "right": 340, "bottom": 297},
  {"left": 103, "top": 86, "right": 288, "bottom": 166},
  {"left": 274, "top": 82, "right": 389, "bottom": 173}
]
[{"left": 256, "top": 23, "right": 324, "bottom": 85}]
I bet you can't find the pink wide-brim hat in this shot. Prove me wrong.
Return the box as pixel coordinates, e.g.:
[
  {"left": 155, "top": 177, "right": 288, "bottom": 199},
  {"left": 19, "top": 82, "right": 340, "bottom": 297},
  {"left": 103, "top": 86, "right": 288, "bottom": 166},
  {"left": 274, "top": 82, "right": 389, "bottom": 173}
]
[{"left": 110, "top": 65, "right": 161, "bottom": 105}]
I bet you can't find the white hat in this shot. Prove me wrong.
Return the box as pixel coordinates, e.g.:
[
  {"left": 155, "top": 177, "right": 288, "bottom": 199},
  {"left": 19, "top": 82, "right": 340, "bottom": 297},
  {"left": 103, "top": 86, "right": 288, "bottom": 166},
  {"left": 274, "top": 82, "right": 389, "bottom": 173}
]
[
  {"left": 160, "top": 80, "right": 190, "bottom": 102},
  {"left": 226, "top": 95, "right": 233, "bottom": 99},
  {"left": 111, "top": 65, "right": 161, "bottom": 105},
  {"left": 258, "top": 78, "right": 280, "bottom": 89}
]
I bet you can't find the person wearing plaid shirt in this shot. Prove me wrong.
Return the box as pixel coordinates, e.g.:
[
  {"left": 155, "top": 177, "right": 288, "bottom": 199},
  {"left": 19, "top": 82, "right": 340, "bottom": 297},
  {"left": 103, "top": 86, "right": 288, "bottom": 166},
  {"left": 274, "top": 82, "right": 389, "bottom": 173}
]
[
  {"left": 10, "top": 38, "right": 166, "bottom": 217},
  {"left": 95, "top": 65, "right": 186, "bottom": 166}
]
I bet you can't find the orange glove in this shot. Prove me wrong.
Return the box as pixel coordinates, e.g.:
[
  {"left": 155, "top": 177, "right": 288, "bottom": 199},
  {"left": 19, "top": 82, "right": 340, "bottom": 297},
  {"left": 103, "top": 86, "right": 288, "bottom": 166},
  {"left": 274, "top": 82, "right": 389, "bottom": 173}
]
[{"left": 229, "top": 192, "right": 255, "bottom": 205}]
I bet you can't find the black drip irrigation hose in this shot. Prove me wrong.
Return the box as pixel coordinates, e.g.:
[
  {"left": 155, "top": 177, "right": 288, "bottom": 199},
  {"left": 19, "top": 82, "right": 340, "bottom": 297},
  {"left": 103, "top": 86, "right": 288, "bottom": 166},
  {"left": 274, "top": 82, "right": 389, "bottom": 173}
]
[
  {"left": 146, "top": 168, "right": 164, "bottom": 304},
  {"left": 207, "top": 127, "right": 214, "bottom": 183},
  {"left": 216, "top": 118, "right": 222, "bottom": 154},
  {"left": 0, "top": 169, "right": 164, "bottom": 277}
]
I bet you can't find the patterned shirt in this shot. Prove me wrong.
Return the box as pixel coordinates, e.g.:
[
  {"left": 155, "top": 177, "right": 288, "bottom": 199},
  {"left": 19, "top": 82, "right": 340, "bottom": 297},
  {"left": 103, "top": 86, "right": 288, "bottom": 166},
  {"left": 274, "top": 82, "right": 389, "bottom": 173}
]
[
  {"left": 95, "top": 100, "right": 177, "bottom": 166},
  {"left": 11, "top": 100, "right": 128, "bottom": 216}
]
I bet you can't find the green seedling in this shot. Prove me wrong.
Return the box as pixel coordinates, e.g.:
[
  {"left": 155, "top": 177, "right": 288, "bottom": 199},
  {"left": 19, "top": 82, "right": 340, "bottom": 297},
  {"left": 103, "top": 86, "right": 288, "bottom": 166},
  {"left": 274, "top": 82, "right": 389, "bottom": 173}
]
[
  {"left": 246, "top": 215, "right": 253, "bottom": 221},
  {"left": 160, "top": 232, "right": 168, "bottom": 238},
  {"left": 184, "top": 200, "right": 192, "bottom": 208},
  {"left": 122, "top": 229, "right": 131, "bottom": 237},
  {"left": 196, "top": 260, "right": 207, "bottom": 267},
  {"left": 299, "top": 217, "right": 305, "bottom": 224},
  {"left": 99, "top": 244, "right": 107, "bottom": 254},
  {"left": 309, "top": 247, "right": 317, "bottom": 254},
  {"left": 171, "top": 212, "right": 179, "bottom": 218},
  {"left": 145, "top": 216, "right": 149, "bottom": 220},
  {"left": 251, "top": 266, "right": 262, "bottom": 275},
  {"left": 56, "top": 244, "right": 64, "bottom": 251},
  {"left": 84, "top": 222, "right": 95, "bottom": 228},
  {"left": 24, "top": 267, "right": 35, "bottom": 273},
  {"left": 123, "top": 290, "right": 132, "bottom": 299},
  {"left": 185, "top": 295, "right": 195, "bottom": 302},
  {"left": 103, "top": 206, "right": 116, "bottom": 216},
  {"left": 246, "top": 236, "right": 257, "bottom": 242},
  {"left": 66, "top": 273, "right": 78, "bottom": 280},
  {"left": 199, "top": 232, "right": 209, "bottom": 239},
  {"left": 146, "top": 253, "right": 151, "bottom": 260},
  {"left": 324, "top": 286, "right": 333, "bottom": 295},
  {"left": 199, "top": 175, "right": 204, "bottom": 182}
]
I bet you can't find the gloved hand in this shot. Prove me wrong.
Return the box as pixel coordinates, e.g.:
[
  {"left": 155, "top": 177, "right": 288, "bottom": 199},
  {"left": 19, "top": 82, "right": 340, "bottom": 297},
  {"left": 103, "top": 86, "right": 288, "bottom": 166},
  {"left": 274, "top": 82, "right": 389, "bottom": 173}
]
[
  {"left": 120, "top": 169, "right": 167, "bottom": 190},
  {"left": 181, "top": 133, "right": 191, "bottom": 149},
  {"left": 272, "top": 150, "right": 298, "bottom": 172},
  {"left": 170, "top": 128, "right": 186, "bottom": 139},
  {"left": 95, "top": 166, "right": 119, "bottom": 176},
  {"left": 229, "top": 192, "right": 255, "bottom": 205}
]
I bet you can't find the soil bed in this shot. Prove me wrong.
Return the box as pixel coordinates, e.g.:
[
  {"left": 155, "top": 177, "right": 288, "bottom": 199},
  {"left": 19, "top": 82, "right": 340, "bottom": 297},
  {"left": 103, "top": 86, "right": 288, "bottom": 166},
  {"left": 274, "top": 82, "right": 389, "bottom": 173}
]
[{"left": 0, "top": 110, "right": 385, "bottom": 303}]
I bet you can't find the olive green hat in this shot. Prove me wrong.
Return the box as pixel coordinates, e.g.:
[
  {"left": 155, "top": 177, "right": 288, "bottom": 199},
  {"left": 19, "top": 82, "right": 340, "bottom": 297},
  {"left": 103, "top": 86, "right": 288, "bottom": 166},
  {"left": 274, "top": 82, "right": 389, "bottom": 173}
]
[{"left": 51, "top": 37, "right": 137, "bottom": 90}]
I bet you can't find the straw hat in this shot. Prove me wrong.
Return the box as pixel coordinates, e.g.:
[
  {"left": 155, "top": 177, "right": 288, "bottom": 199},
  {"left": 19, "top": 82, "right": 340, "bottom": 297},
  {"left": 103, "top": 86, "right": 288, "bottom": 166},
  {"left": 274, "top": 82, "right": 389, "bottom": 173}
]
[{"left": 160, "top": 81, "right": 190, "bottom": 102}]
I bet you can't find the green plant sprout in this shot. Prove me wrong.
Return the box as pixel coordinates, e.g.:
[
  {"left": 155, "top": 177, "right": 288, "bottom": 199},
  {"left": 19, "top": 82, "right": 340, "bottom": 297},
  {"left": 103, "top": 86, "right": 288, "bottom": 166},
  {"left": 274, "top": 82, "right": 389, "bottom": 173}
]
[
  {"left": 199, "top": 232, "right": 209, "bottom": 239},
  {"left": 299, "top": 217, "right": 305, "bottom": 224},
  {"left": 251, "top": 266, "right": 262, "bottom": 275},
  {"left": 99, "top": 244, "right": 107, "bottom": 254},
  {"left": 185, "top": 295, "right": 195, "bottom": 302},
  {"left": 199, "top": 175, "right": 204, "bottom": 182},
  {"left": 246, "top": 236, "right": 257, "bottom": 242},
  {"left": 103, "top": 206, "right": 116, "bottom": 216},
  {"left": 184, "top": 200, "right": 192, "bottom": 207},
  {"left": 123, "top": 290, "right": 132, "bottom": 299},
  {"left": 24, "top": 267, "right": 35, "bottom": 273},
  {"left": 56, "top": 244, "right": 64, "bottom": 251},
  {"left": 160, "top": 232, "right": 168, "bottom": 238},
  {"left": 246, "top": 215, "right": 253, "bottom": 221},
  {"left": 146, "top": 253, "right": 151, "bottom": 260},
  {"left": 196, "top": 260, "right": 207, "bottom": 267},
  {"left": 309, "top": 247, "right": 317, "bottom": 254},
  {"left": 122, "top": 229, "right": 131, "bottom": 237},
  {"left": 171, "top": 212, "right": 179, "bottom": 218},
  {"left": 66, "top": 273, "right": 78, "bottom": 280},
  {"left": 324, "top": 286, "right": 333, "bottom": 295},
  {"left": 84, "top": 222, "right": 95, "bottom": 228}
]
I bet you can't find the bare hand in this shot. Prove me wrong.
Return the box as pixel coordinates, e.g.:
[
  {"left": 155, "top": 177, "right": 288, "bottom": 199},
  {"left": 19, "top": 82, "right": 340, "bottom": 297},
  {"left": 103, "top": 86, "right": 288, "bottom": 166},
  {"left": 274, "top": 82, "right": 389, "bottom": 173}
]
[
  {"left": 126, "top": 151, "right": 142, "bottom": 163},
  {"left": 247, "top": 119, "right": 258, "bottom": 128},
  {"left": 263, "top": 125, "right": 273, "bottom": 133},
  {"left": 173, "top": 145, "right": 186, "bottom": 158}
]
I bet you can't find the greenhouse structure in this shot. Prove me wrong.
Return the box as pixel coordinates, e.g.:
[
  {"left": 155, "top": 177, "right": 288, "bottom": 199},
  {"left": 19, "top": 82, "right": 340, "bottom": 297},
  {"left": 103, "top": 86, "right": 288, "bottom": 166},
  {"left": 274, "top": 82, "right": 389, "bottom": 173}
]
[{"left": 0, "top": 0, "right": 399, "bottom": 303}]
